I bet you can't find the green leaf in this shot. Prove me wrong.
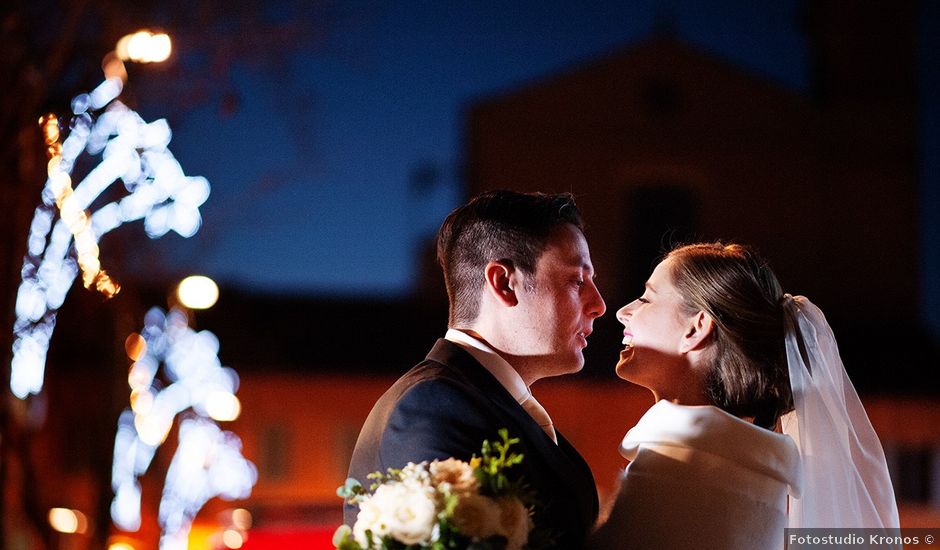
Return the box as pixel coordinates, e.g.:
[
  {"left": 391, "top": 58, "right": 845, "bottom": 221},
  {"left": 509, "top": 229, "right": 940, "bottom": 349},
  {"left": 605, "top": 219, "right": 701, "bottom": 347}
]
[
  {"left": 332, "top": 524, "right": 368, "bottom": 550},
  {"left": 337, "top": 477, "right": 364, "bottom": 499}
]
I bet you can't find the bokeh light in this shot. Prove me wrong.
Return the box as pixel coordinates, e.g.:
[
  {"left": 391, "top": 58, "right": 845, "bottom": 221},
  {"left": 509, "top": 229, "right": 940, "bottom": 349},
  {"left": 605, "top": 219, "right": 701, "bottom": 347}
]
[
  {"left": 125, "top": 333, "right": 147, "bottom": 361},
  {"left": 222, "top": 529, "right": 245, "bottom": 549},
  {"left": 206, "top": 391, "right": 241, "bottom": 422},
  {"left": 135, "top": 413, "right": 173, "bottom": 446},
  {"left": 176, "top": 275, "right": 219, "bottom": 309},
  {"left": 128, "top": 360, "right": 155, "bottom": 390},
  {"left": 112, "top": 307, "right": 255, "bottom": 544},
  {"left": 117, "top": 31, "right": 172, "bottom": 63},
  {"left": 102, "top": 51, "right": 129, "bottom": 82},
  {"left": 48, "top": 507, "right": 88, "bottom": 534},
  {"left": 129, "top": 388, "right": 154, "bottom": 415},
  {"left": 11, "top": 70, "right": 210, "bottom": 399},
  {"left": 159, "top": 418, "right": 257, "bottom": 549},
  {"left": 38, "top": 79, "right": 125, "bottom": 302},
  {"left": 231, "top": 508, "right": 252, "bottom": 531}
]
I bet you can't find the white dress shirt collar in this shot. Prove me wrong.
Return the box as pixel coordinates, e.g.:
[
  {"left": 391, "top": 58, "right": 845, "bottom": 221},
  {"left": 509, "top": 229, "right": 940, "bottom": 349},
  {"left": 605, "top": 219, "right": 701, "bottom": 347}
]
[
  {"left": 444, "top": 328, "right": 531, "bottom": 404},
  {"left": 445, "top": 329, "right": 558, "bottom": 444}
]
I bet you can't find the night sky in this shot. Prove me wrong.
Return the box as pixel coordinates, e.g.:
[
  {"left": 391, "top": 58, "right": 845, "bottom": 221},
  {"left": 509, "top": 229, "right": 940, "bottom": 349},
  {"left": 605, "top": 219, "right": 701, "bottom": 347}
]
[{"left": 129, "top": 1, "right": 939, "bottom": 338}]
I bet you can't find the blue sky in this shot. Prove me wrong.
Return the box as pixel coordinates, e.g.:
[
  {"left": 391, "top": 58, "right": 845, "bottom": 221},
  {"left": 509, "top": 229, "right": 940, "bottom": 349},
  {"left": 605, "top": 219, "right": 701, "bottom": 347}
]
[{"left": 135, "top": 1, "right": 938, "bottom": 336}]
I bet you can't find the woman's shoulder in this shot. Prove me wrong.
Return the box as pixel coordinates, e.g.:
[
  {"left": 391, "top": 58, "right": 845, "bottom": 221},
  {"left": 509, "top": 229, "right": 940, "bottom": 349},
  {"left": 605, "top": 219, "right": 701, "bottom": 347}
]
[
  {"left": 620, "top": 400, "right": 801, "bottom": 492},
  {"left": 622, "top": 400, "right": 793, "bottom": 449}
]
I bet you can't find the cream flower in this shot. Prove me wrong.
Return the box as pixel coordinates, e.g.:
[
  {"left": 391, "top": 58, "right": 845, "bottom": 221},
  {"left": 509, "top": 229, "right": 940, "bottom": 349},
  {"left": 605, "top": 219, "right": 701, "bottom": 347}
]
[
  {"left": 496, "top": 497, "right": 533, "bottom": 550},
  {"left": 400, "top": 461, "right": 431, "bottom": 483},
  {"left": 353, "top": 480, "right": 438, "bottom": 546},
  {"left": 452, "top": 493, "right": 501, "bottom": 539},
  {"left": 353, "top": 490, "right": 390, "bottom": 546},
  {"left": 430, "top": 458, "right": 479, "bottom": 495}
]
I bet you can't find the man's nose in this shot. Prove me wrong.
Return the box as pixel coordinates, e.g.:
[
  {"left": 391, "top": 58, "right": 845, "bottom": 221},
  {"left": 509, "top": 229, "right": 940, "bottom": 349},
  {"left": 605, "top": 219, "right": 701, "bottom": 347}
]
[{"left": 587, "top": 280, "right": 606, "bottom": 318}]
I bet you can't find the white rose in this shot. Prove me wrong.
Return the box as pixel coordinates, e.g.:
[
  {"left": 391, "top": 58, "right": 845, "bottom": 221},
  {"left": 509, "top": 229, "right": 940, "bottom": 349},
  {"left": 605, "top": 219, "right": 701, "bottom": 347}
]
[
  {"left": 353, "top": 491, "right": 390, "bottom": 546},
  {"left": 400, "top": 461, "right": 431, "bottom": 483},
  {"left": 368, "top": 481, "right": 438, "bottom": 546}
]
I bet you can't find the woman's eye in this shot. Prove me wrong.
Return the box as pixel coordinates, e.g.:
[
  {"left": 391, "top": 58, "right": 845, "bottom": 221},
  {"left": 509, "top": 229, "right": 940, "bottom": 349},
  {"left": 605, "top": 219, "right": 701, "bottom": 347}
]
[{"left": 637, "top": 297, "right": 650, "bottom": 304}]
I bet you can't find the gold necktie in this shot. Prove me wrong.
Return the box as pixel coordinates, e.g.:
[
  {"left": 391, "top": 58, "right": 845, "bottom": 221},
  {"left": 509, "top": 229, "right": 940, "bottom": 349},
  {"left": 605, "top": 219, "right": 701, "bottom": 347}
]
[{"left": 521, "top": 394, "right": 557, "bottom": 444}]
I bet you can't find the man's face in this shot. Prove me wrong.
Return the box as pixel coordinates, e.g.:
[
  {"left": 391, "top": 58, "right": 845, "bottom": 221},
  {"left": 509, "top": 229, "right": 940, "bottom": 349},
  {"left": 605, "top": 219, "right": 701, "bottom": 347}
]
[{"left": 513, "top": 224, "right": 606, "bottom": 378}]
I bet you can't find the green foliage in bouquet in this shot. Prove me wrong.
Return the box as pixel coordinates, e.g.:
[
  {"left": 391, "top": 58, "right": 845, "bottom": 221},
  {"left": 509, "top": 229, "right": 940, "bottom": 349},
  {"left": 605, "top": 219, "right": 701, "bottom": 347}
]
[{"left": 335, "top": 429, "right": 541, "bottom": 550}]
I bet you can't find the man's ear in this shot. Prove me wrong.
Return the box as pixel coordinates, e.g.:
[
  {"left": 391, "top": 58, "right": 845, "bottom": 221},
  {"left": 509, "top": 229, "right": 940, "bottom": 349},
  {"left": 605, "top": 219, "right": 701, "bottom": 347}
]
[
  {"left": 680, "top": 310, "right": 714, "bottom": 354},
  {"left": 484, "top": 261, "right": 518, "bottom": 307}
]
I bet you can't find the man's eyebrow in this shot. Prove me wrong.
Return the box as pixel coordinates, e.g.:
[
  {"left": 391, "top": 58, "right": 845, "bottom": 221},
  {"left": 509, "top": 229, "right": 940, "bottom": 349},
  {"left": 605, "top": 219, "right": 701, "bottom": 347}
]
[{"left": 573, "top": 260, "right": 594, "bottom": 274}]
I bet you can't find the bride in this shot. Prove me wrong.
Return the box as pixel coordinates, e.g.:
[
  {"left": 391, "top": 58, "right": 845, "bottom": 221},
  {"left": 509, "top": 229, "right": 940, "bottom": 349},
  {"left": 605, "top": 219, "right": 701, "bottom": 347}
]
[{"left": 589, "top": 242, "right": 899, "bottom": 549}]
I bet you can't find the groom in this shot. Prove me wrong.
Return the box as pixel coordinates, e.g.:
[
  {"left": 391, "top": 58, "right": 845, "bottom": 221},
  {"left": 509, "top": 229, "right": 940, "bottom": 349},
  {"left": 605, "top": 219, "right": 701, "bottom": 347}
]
[{"left": 345, "top": 190, "right": 606, "bottom": 548}]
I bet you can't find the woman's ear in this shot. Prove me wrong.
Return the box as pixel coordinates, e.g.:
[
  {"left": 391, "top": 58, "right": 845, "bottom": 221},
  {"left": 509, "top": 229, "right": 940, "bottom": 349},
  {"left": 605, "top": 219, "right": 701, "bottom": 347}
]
[
  {"left": 680, "top": 310, "right": 714, "bottom": 353},
  {"left": 484, "top": 261, "right": 518, "bottom": 307}
]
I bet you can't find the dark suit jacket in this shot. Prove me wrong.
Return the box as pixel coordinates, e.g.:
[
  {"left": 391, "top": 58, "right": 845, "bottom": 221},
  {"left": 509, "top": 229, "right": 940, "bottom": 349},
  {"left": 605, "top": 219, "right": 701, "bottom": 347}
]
[{"left": 345, "top": 339, "right": 599, "bottom": 549}]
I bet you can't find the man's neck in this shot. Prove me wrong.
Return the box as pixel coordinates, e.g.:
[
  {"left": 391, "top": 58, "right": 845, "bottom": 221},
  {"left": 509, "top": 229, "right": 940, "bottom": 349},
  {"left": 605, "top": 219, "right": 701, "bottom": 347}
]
[{"left": 450, "top": 326, "right": 541, "bottom": 386}]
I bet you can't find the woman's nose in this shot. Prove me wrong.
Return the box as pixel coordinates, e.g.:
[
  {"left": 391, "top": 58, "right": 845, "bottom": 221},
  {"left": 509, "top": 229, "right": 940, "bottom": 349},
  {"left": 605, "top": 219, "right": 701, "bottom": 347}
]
[{"left": 616, "top": 303, "right": 634, "bottom": 324}]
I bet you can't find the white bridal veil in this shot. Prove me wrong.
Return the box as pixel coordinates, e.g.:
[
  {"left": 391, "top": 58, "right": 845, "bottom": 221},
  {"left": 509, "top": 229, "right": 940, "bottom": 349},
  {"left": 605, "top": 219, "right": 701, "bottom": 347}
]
[{"left": 780, "top": 295, "right": 900, "bottom": 529}]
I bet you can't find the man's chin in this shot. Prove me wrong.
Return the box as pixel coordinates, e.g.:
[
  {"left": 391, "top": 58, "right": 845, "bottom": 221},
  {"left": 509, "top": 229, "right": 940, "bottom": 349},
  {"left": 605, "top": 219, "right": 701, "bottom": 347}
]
[
  {"left": 550, "top": 354, "right": 584, "bottom": 377},
  {"left": 569, "top": 350, "right": 584, "bottom": 374}
]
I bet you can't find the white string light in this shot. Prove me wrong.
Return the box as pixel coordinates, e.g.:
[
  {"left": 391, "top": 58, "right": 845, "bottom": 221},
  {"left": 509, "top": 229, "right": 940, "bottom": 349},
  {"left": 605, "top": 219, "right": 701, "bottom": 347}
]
[
  {"left": 10, "top": 75, "right": 211, "bottom": 399},
  {"left": 111, "top": 307, "right": 256, "bottom": 547}
]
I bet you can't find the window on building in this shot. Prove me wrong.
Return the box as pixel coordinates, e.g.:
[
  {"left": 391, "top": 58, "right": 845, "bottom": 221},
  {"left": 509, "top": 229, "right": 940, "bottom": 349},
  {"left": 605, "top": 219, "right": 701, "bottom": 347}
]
[
  {"left": 260, "top": 425, "right": 290, "bottom": 481},
  {"left": 888, "top": 444, "right": 937, "bottom": 505}
]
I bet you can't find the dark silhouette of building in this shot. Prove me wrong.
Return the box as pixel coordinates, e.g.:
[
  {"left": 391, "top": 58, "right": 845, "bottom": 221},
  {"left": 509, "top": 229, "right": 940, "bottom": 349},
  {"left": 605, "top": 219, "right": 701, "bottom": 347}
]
[{"left": 465, "top": 4, "right": 932, "bottom": 392}]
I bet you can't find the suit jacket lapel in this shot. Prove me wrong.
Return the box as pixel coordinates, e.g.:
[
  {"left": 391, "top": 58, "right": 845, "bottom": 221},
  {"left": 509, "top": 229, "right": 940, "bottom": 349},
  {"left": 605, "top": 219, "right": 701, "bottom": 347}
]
[
  {"left": 554, "top": 429, "right": 599, "bottom": 524},
  {"left": 425, "top": 339, "right": 598, "bottom": 526}
]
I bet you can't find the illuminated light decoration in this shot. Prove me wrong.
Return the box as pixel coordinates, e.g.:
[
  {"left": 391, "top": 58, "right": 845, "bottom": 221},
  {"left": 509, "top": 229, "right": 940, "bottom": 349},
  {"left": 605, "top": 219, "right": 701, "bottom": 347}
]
[
  {"left": 230, "top": 509, "right": 252, "bottom": 531},
  {"left": 10, "top": 74, "right": 211, "bottom": 399},
  {"left": 102, "top": 51, "right": 129, "bottom": 82},
  {"left": 125, "top": 333, "right": 147, "bottom": 361},
  {"left": 129, "top": 387, "right": 155, "bottom": 415},
  {"left": 116, "top": 31, "right": 172, "bottom": 63},
  {"left": 176, "top": 275, "right": 219, "bottom": 309},
  {"left": 48, "top": 507, "right": 89, "bottom": 534},
  {"left": 159, "top": 419, "right": 255, "bottom": 550},
  {"left": 222, "top": 528, "right": 245, "bottom": 549},
  {"left": 111, "top": 307, "right": 256, "bottom": 549},
  {"left": 205, "top": 390, "right": 242, "bottom": 422}
]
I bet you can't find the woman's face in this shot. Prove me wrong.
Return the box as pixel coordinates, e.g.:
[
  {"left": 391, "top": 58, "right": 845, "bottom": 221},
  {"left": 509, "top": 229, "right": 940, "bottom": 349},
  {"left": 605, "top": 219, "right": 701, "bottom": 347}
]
[{"left": 615, "top": 258, "right": 702, "bottom": 401}]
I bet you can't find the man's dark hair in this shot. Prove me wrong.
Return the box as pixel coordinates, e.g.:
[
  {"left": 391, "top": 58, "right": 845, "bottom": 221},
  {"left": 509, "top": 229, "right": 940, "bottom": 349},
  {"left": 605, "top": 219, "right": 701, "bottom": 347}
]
[{"left": 436, "top": 190, "right": 583, "bottom": 325}]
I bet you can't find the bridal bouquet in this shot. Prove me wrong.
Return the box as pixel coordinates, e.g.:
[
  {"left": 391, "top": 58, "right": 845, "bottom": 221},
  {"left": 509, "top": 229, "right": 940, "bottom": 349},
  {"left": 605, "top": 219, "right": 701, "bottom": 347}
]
[{"left": 334, "top": 430, "right": 538, "bottom": 550}]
